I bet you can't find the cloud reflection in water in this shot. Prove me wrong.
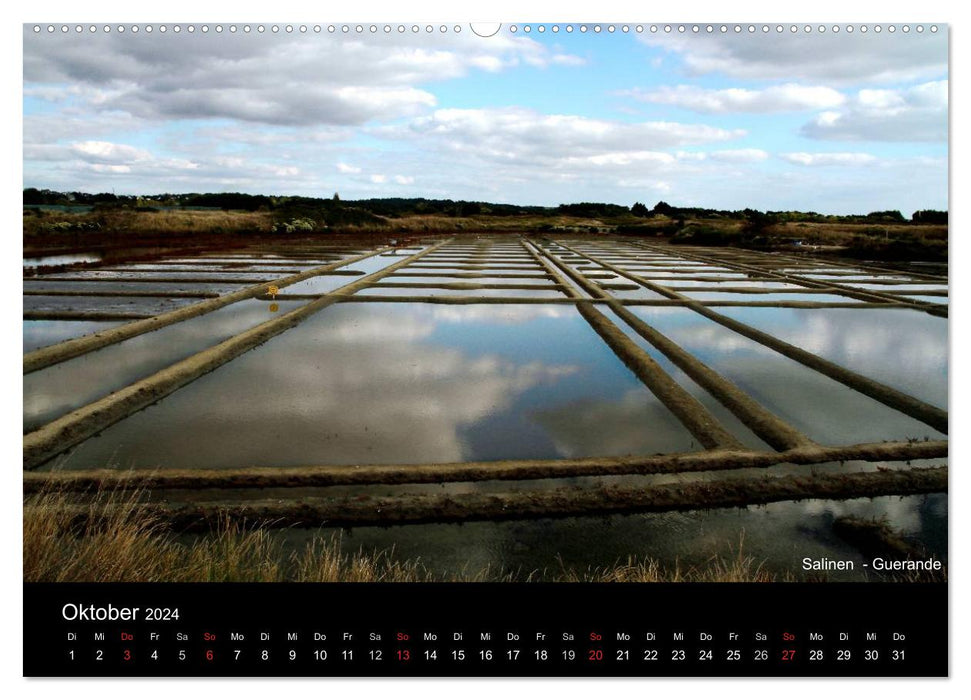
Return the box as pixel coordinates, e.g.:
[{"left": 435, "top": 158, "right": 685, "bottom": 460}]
[{"left": 53, "top": 303, "right": 697, "bottom": 470}]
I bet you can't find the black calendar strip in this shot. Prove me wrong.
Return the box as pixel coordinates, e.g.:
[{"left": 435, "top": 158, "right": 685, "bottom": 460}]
[{"left": 24, "top": 582, "right": 947, "bottom": 677}]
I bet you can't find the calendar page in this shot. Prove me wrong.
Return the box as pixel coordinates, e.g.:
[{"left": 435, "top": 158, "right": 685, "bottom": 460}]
[{"left": 21, "top": 17, "right": 949, "bottom": 678}]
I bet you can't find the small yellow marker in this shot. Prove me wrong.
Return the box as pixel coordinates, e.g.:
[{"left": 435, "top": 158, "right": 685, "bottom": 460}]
[
  {"left": 267, "top": 285, "right": 279, "bottom": 299},
  {"left": 269, "top": 303, "right": 280, "bottom": 313}
]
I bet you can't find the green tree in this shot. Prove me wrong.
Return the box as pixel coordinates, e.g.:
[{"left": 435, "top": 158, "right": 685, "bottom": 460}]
[{"left": 652, "top": 201, "right": 676, "bottom": 217}]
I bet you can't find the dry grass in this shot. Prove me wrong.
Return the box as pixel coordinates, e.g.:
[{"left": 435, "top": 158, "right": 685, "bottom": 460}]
[
  {"left": 23, "top": 485, "right": 431, "bottom": 583},
  {"left": 113, "top": 210, "right": 272, "bottom": 234},
  {"left": 350, "top": 211, "right": 605, "bottom": 234},
  {"left": 24, "top": 207, "right": 947, "bottom": 266},
  {"left": 23, "top": 207, "right": 947, "bottom": 241},
  {"left": 778, "top": 220, "right": 948, "bottom": 243},
  {"left": 557, "top": 533, "right": 778, "bottom": 583},
  {"left": 102, "top": 209, "right": 271, "bottom": 235},
  {"left": 24, "top": 480, "right": 784, "bottom": 583},
  {"left": 31, "top": 479, "right": 943, "bottom": 583},
  {"left": 23, "top": 209, "right": 273, "bottom": 239}
]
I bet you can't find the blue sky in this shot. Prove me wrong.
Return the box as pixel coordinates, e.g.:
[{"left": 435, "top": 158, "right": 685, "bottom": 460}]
[{"left": 23, "top": 24, "right": 948, "bottom": 215}]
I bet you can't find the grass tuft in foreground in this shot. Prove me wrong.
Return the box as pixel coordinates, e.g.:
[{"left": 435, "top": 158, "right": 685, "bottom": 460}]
[
  {"left": 24, "top": 484, "right": 781, "bottom": 583},
  {"left": 555, "top": 534, "right": 778, "bottom": 583},
  {"left": 24, "top": 487, "right": 427, "bottom": 583},
  {"left": 24, "top": 480, "right": 943, "bottom": 583}
]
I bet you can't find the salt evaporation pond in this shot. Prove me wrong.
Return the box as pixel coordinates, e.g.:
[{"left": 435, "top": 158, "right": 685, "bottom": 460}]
[{"left": 46, "top": 302, "right": 701, "bottom": 469}]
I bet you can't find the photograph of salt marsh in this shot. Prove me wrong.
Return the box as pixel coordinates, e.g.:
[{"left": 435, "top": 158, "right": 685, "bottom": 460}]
[
  {"left": 22, "top": 23, "right": 947, "bottom": 582},
  {"left": 23, "top": 234, "right": 948, "bottom": 581}
]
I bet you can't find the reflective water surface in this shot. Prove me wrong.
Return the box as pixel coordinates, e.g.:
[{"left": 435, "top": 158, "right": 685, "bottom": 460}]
[
  {"left": 280, "top": 274, "right": 366, "bottom": 295},
  {"left": 24, "top": 280, "right": 246, "bottom": 295},
  {"left": 49, "top": 302, "right": 700, "bottom": 469},
  {"left": 24, "top": 238, "right": 948, "bottom": 579},
  {"left": 682, "top": 291, "right": 864, "bottom": 303},
  {"left": 274, "top": 493, "right": 946, "bottom": 581},
  {"left": 24, "top": 252, "right": 102, "bottom": 266},
  {"left": 359, "top": 286, "right": 566, "bottom": 298},
  {"left": 627, "top": 307, "right": 944, "bottom": 444},
  {"left": 24, "top": 295, "right": 199, "bottom": 316},
  {"left": 25, "top": 299, "right": 305, "bottom": 431},
  {"left": 715, "top": 307, "right": 947, "bottom": 408},
  {"left": 23, "top": 319, "right": 124, "bottom": 352}
]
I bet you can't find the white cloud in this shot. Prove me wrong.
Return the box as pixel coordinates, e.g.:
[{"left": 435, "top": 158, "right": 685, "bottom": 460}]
[
  {"left": 675, "top": 151, "right": 708, "bottom": 162},
  {"left": 71, "top": 140, "right": 152, "bottom": 164},
  {"left": 28, "top": 138, "right": 317, "bottom": 193},
  {"left": 574, "top": 151, "right": 676, "bottom": 167},
  {"left": 89, "top": 164, "right": 132, "bottom": 174},
  {"left": 551, "top": 54, "right": 587, "bottom": 67},
  {"left": 779, "top": 152, "right": 878, "bottom": 167},
  {"left": 114, "top": 84, "right": 437, "bottom": 127},
  {"left": 183, "top": 125, "right": 348, "bottom": 148},
  {"left": 23, "top": 144, "right": 73, "bottom": 161},
  {"left": 23, "top": 84, "right": 84, "bottom": 101},
  {"left": 642, "top": 32, "right": 948, "bottom": 85},
  {"left": 431, "top": 305, "right": 573, "bottom": 324},
  {"left": 212, "top": 156, "right": 245, "bottom": 169},
  {"left": 384, "top": 108, "right": 745, "bottom": 166},
  {"left": 272, "top": 166, "right": 300, "bottom": 177},
  {"left": 21, "top": 28, "right": 946, "bottom": 215},
  {"left": 615, "top": 178, "right": 673, "bottom": 193},
  {"left": 621, "top": 84, "right": 846, "bottom": 113},
  {"left": 24, "top": 29, "right": 584, "bottom": 127},
  {"left": 801, "top": 81, "right": 947, "bottom": 142},
  {"left": 709, "top": 149, "right": 770, "bottom": 163},
  {"left": 469, "top": 55, "right": 505, "bottom": 72},
  {"left": 23, "top": 111, "right": 147, "bottom": 147}
]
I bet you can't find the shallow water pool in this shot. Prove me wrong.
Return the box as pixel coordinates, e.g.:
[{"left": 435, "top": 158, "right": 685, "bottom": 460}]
[{"left": 49, "top": 302, "right": 702, "bottom": 469}]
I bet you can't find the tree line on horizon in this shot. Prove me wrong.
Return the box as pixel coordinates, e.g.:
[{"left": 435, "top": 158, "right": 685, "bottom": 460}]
[{"left": 23, "top": 188, "right": 948, "bottom": 226}]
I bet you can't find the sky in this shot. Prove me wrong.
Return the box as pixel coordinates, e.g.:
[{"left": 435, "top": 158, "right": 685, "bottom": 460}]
[{"left": 22, "top": 23, "right": 948, "bottom": 215}]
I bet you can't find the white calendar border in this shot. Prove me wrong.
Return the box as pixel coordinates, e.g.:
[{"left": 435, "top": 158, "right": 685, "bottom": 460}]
[{"left": 4, "top": 0, "right": 963, "bottom": 697}]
